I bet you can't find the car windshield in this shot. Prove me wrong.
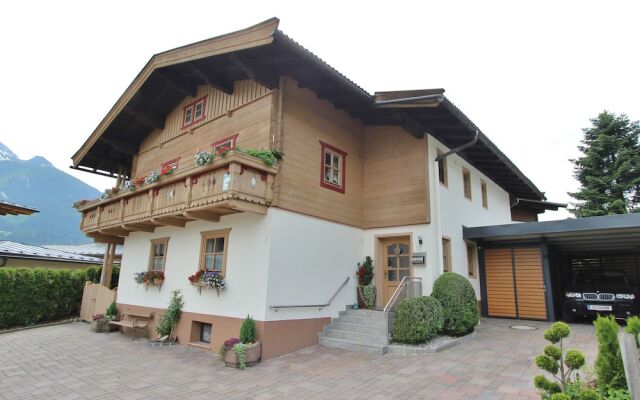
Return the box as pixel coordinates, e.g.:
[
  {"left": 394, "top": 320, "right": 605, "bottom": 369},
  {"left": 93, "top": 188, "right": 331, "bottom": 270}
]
[{"left": 572, "top": 272, "right": 628, "bottom": 285}]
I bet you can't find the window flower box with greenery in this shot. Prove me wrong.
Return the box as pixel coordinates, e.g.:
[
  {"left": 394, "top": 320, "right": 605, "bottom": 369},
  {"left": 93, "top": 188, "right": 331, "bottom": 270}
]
[
  {"left": 188, "top": 270, "right": 226, "bottom": 296},
  {"left": 221, "top": 315, "right": 261, "bottom": 369},
  {"left": 144, "top": 170, "right": 160, "bottom": 185},
  {"left": 134, "top": 270, "right": 164, "bottom": 287},
  {"left": 356, "top": 256, "right": 376, "bottom": 309}
]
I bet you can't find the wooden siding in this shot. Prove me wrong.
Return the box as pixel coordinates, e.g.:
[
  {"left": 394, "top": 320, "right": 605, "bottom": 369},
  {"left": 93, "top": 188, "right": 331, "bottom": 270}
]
[
  {"left": 134, "top": 81, "right": 271, "bottom": 177},
  {"left": 363, "top": 126, "right": 429, "bottom": 228},
  {"left": 513, "top": 248, "right": 547, "bottom": 320},
  {"left": 484, "top": 248, "right": 517, "bottom": 318},
  {"left": 274, "top": 77, "right": 365, "bottom": 227}
]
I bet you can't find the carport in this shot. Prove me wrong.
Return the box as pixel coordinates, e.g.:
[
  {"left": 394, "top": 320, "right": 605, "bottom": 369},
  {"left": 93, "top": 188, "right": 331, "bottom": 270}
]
[{"left": 464, "top": 214, "right": 640, "bottom": 321}]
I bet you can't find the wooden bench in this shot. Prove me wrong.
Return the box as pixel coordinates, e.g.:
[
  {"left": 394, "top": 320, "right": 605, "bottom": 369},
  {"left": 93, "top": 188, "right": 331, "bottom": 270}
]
[{"left": 109, "top": 311, "right": 154, "bottom": 340}]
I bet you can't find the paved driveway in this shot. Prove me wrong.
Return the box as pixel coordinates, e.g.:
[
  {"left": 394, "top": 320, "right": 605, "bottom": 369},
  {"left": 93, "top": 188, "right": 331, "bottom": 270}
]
[{"left": 0, "top": 318, "right": 598, "bottom": 400}]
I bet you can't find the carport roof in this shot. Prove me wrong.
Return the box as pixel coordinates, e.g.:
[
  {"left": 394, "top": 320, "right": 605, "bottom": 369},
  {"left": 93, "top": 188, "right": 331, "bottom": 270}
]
[{"left": 464, "top": 214, "right": 640, "bottom": 254}]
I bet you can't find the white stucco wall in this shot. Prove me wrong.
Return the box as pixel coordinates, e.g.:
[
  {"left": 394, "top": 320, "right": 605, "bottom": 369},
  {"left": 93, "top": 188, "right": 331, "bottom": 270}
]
[
  {"left": 264, "top": 208, "right": 362, "bottom": 321},
  {"left": 118, "top": 212, "right": 271, "bottom": 320}
]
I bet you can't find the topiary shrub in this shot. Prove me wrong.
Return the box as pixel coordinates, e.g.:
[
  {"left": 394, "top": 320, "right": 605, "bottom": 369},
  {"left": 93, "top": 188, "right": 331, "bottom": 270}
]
[
  {"left": 239, "top": 315, "right": 257, "bottom": 344},
  {"left": 431, "top": 272, "right": 479, "bottom": 336},
  {"left": 594, "top": 315, "right": 626, "bottom": 392},
  {"left": 392, "top": 296, "right": 444, "bottom": 344}
]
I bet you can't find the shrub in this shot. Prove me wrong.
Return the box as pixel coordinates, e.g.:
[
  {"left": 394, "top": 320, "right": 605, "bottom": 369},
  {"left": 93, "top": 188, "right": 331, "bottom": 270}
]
[
  {"left": 356, "top": 256, "right": 374, "bottom": 286},
  {"left": 431, "top": 272, "right": 479, "bottom": 336},
  {"left": 392, "top": 296, "right": 444, "bottom": 344},
  {"left": 220, "top": 337, "right": 241, "bottom": 358},
  {"left": 239, "top": 315, "right": 257, "bottom": 344},
  {"left": 594, "top": 315, "right": 626, "bottom": 392},
  {"left": 533, "top": 322, "right": 586, "bottom": 397},
  {"left": 156, "top": 290, "right": 183, "bottom": 338},
  {"left": 0, "top": 267, "right": 105, "bottom": 329},
  {"left": 624, "top": 316, "right": 640, "bottom": 347},
  {"left": 105, "top": 301, "right": 118, "bottom": 320}
]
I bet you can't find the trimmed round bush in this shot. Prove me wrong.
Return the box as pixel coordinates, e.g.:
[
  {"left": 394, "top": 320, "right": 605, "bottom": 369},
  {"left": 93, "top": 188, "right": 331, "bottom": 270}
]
[
  {"left": 431, "top": 272, "right": 479, "bottom": 336},
  {"left": 391, "top": 296, "right": 444, "bottom": 344}
]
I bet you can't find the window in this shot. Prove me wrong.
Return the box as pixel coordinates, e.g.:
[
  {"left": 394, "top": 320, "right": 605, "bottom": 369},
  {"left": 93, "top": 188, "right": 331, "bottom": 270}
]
[
  {"left": 463, "top": 168, "right": 472, "bottom": 199},
  {"left": 182, "top": 96, "right": 207, "bottom": 129},
  {"left": 199, "top": 229, "right": 231, "bottom": 275},
  {"left": 148, "top": 238, "right": 169, "bottom": 271},
  {"left": 319, "top": 141, "right": 347, "bottom": 193},
  {"left": 437, "top": 150, "right": 448, "bottom": 186},
  {"left": 161, "top": 158, "right": 180, "bottom": 174},
  {"left": 442, "top": 237, "right": 452, "bottom": 272},
  {"left": 211, "top": 133, "right": 239, "bottom": 153},
  {"left": 481, "top": 180, "right": 488, "bottom": 208},
  {"left": 200, "top": 323, "right": 212, "bottom": 343},
  {"left": 466, "top": 242, "right": 477, "bottom": 277}
]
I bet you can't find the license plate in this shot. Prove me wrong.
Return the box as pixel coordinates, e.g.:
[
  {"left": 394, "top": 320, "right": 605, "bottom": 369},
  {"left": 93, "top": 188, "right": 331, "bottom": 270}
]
[{"left": 587, "top": 304, "right": 612, "bottom": 311}]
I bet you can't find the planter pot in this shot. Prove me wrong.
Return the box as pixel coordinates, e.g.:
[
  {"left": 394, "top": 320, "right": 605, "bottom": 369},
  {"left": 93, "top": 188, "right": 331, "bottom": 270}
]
[
  {"left": 223, "top": 341, "right": 261, "bottom": 368},
  {"left": 153, "top": 278, "right": 164, "bottom": 286},
  {"left": 357, "top": 285, "right": 377, "bottom": 309},
  {"left": 91, "top": 319, "right": 110, "bottom": 333}
]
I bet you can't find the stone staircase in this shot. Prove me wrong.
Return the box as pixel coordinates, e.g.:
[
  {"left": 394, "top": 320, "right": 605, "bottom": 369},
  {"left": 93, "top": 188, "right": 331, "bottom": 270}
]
[{"left": 318, "top": 308, "right": 389, "bottom": 354}]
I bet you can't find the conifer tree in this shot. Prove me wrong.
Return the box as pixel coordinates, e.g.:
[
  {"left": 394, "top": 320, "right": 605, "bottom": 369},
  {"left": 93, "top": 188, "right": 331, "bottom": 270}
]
[{"left": 569, "top": 111, "right": 640, "bottom": 217}]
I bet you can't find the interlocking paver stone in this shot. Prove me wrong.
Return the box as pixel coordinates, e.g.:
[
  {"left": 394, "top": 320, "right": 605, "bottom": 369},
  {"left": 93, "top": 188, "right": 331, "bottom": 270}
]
[{"left": 0, "top": 318, "right": 597, "bottom": 399}]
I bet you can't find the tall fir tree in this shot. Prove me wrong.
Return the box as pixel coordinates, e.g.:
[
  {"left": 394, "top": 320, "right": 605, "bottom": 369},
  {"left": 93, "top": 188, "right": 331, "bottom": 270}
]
[{"left": 569, "top": 111, "right": 640, "bottom": 217}]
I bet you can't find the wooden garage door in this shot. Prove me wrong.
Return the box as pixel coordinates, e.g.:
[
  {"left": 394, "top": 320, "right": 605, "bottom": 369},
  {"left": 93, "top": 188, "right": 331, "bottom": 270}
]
[
  {"left": 485, "top": 248, "right": 517, "bottom": 318},
  {"left": 484, "top": 247, "right": 547, "bottom": 320}
]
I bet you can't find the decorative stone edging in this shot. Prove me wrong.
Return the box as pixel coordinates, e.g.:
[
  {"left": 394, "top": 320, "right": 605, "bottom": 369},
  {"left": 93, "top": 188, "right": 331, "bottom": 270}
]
[
  {"left": 0, "top": 319, "right": 79, "bottom": 335},
  {"left": 386, "top": 331, "right": 477, "bottom": 355}
]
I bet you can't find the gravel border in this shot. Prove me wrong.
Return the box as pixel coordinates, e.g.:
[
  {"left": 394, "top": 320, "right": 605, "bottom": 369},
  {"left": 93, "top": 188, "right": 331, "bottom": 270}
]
[
  {"left": 0, "top": 318, "right": 79, "bottom": 335},
  {"left": 386, "top": 330, "right": 476, "bottom": 355}
]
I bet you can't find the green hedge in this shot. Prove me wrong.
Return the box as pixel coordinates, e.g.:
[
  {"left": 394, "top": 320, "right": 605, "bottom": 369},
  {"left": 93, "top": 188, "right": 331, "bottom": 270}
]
[
  {"left": 0, "top": 265, "right": 120, "bottom": 330},
  {"left": 392, "top": 296, "right": 444, "bottom": 344},
  {"left": 431, "top": 272, "right": 479, "bottom": 336}
]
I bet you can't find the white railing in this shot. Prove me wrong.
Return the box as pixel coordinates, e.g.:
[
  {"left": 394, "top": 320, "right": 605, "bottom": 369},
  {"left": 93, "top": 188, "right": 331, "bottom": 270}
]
[
  {"left": 270, "top": 277, "right": 350, "bottom": 312},
  {"left": 383, "top": 276, "right": 422, "bottom": 340}
]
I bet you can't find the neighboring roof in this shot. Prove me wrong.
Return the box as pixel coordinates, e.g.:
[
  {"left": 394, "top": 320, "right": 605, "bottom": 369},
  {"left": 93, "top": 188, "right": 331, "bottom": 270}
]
[
  {"left": 71, "top": 17, "right": 545, "bottom": 201},
  {"left": 0, "top": 200, "right": 38, "bottom": 216},
  {"left": 43, "top": 243, "right": 123, "bottom": 257},
  {"left": 464, "top": 214, "right": 640, "bottom": 254},
  {"left": 0, "top": 241, "right": 103, "bottom": 264}
]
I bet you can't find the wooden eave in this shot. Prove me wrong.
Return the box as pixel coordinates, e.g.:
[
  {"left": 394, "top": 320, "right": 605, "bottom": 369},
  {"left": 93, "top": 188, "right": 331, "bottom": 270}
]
[{"left": 0, "top": 201, "right": 38, "bottom": 216}]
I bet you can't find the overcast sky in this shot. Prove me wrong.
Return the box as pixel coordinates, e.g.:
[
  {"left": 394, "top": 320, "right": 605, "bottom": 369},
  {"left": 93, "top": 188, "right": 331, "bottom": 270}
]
[{"left": 1, "top": 1, "right": 638, "bottom": 221}]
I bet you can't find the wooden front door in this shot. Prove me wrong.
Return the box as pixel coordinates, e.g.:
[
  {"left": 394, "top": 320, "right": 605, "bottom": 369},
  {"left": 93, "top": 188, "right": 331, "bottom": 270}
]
[
  {"left": 484, "top": 247, "right": 548, "bottom": 320},
  {"left": 382, "top": 237, "right": 411, "bottom": 305}
]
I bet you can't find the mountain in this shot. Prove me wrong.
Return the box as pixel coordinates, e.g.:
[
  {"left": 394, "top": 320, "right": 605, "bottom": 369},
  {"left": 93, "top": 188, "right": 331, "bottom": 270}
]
[{"left": 0, "top": 143, "right": 101, "bottom": 245}]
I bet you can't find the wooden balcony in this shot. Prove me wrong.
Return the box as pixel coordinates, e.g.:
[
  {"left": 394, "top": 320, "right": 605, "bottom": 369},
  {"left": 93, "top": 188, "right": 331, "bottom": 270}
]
[{"left": 78, "top": 151, "right": 277, "bottom": 242}]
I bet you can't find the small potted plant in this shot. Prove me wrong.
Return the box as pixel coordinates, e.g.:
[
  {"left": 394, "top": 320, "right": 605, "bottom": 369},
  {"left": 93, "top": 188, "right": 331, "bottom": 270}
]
[
  {"left": 134, "top": 271, "right": 147, "bottom": 285},
  {"left": 105, "top": 301, "right": 120, "bottom": 331},
  {"left": 222, "top": 315, "right": 261, "bottom": 369},
  {"left": 132, "top": 176, "right": 146, "bottom": 186},
  {"left": 195, "top": 151, "right": 214, "bottom": 166},
  {"left": 356, "top": 256, "right": 376, "bottom": 309},
  {"left": 91, "top": 314, "right": 110, "bottom": 333},
  {"left": 160, "top": 164, "right": 175, "bottom": 176},
  {"left": 146, "top": 271, "right": 164, "bottom": 286},
  {"left": 145, "top": 170, "right": 160, "bottom": 184}
]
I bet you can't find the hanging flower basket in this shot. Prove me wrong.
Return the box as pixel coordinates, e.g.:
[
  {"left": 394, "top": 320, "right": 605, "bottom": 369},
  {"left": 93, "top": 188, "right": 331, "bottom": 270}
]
[
  {"left": 145, "top": 171, "right": 160, "bottom": 184},
  {"left": 160, "top": 164, "right": 175, "bottom": 176},
  {"left": 121, "top": 180, "right": 135, "bottom": 192}
]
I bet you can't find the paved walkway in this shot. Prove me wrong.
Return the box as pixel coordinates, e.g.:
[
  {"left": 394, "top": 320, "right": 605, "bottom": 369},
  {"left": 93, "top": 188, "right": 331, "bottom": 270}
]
[{"left": 0, "top": 319, "right": 598, "bottom": 400}]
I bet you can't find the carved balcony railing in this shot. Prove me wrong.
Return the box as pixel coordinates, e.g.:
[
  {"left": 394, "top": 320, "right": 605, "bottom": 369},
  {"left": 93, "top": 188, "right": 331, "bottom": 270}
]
[{"left": 78, "top": 151, "right": 277, "bottom": 240}]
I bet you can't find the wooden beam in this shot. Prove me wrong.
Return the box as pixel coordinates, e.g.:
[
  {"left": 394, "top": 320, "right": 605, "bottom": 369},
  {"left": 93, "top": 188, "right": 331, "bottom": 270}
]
[
  {"left": 190, "top": 64, "right": 234, "bottom": 94},
  {"left": 121, "top": 223, "right": 155, "bottom": 233},
  {"left": 98, "top": 137, "right": 138, "bottom": 156},
  {"left": 86, "top": 233, "right": 125, "bottom": 245},
  {"left": 98, "top": 228, "right": 130, "bottom": 237},
  {"left": 229, "top": 54, "right": 279, "bottom": 89},
  {"left": 227, "top": 200, "right": 267, "bottom": 215},
  {"left": 391, "top": 110, "right": 425, "bottom": 139},
  {"left": 156, "top": 69, "right": 197, "bottom": 98},
  {"left": 183, "top": 210, "right": 220, "bottom": 222},
  {"left": 123, "top": 105, "right": 165, "bottom": 129},
  {"left": 151, "top": 216, "right": 186, "bottom": 227}
]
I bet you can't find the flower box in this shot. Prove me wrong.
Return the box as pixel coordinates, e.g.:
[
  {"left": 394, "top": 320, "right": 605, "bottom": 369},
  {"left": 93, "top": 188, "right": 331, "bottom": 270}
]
[
  {"left": 91, "top": 318, "right": 110, "bottom": 333},
  {"left": 223, "top": 341, "right": 261, "bottom": 368}
]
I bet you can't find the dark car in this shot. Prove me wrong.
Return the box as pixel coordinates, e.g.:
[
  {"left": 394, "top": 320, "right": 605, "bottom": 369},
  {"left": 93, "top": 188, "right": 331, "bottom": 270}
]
[{"left": 562, "top": 271, "right": 639, "bottom": 322}]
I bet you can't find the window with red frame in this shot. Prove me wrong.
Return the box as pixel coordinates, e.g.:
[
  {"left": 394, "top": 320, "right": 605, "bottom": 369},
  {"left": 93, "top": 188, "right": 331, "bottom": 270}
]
[
  {"left": 160, "top": 158, "right": 180, "bottom": 175},
  {"left": 212, "top": 134, "right": 239, "bottom": 155},
  {"left": 320, "top": 141, "right": 347, "bottom": 193},
  {"left": 182, "top": 96, "right": 207, "bottom": 129}
]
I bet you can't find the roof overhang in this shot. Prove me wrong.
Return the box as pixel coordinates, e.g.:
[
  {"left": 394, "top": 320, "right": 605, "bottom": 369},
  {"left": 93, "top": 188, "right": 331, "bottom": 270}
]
[
  {"left": 464, "top": 214, "right": 640, "bottom": 254},
  {"left": 0, "top": 201, "right": 38, "bottom": 216},
  {"left": 71, "top": 17, "right": 546, "bottom": 201}
]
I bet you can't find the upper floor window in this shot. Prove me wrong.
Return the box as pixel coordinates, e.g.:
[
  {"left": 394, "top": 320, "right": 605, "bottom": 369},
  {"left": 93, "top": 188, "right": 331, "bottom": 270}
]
[
  {"left": 161, "top": 158, "right": 180, "bottom": 175},
  {"left": 182, "top": 96, "right": 207, "bottom": 129},
  {"left": 442, "top": 237, "right": 452, "bottom": 272},
  {"left": 320, "top": 141, "right": 347, "bottom": 194},
  {"left": 463, "top": 167, "right": 472, "bottom": 199},
  {"left": 199, "top": 229, "right": 230, "bottom": 276},
  {"left": 437, "top": 150, "right": 448, "bottom": 186},
  {"left": 212, "top": 133, "right": 239, "bottom": 154},
  {"left": 481, "top": 180, "right": 488, "bottom": 208},
  {"left": 149, "top": 238, "right": 169, "bottom": 271},
  {"left": 466, "top": 242, "right": 477, "bottom": 277}
]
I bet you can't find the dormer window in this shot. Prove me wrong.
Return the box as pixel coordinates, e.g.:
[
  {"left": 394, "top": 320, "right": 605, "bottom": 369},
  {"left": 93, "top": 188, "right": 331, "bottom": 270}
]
[
  {"left": 319, "top": 141, "right": 347, "bottom": 194},
  {"left": 182, "top": 96, "right": 207, "bottom": 129}
]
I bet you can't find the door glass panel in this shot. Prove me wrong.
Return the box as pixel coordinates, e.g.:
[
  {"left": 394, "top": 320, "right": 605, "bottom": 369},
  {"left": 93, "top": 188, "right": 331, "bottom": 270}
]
[
  {"left": 399, "top": 270, "right": 410, "bottom": 279},
  {"left": 399, "top": 256, "right": 409, "bottom": 268},
  {"left": 387, "top": 244, "right": 396, "bottom": 254},
  {"left": 387, "top": 256, "right": 397, "bottom": 268},
  {"left": 399, "top": 244, "right": 409, "bottom": 255},
  {"left": 387, "top": 270, "right": 397, "bottom": 281}
]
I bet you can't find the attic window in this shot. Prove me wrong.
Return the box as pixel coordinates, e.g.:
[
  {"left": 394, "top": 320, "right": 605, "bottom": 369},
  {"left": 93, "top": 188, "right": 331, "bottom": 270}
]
[
  {"left": 320, "top": 141, "right": 347, "bottom": 194},
  {"left": 161, "top": 158, "right": 180, "bottom": 174},
  {"left": 212, "top": 134, "right": 239, "bottom": 154},
  {"left": 182, "top": 96, "right": 207, "bottom": 129}
]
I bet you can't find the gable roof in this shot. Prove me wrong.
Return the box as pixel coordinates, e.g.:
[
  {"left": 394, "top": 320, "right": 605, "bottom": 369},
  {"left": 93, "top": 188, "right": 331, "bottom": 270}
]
[
  {"left": 0, "top": 241, "right": 103, "bottom": 264},
  {"left": 71, "top": 18, "right": 545, "bottom": 201},
  {"left": 0, "top": 200, "right": 38, "bottom": 216},
  {"left": 43, "top": 243, "right": 123, "bottom": 257}
]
